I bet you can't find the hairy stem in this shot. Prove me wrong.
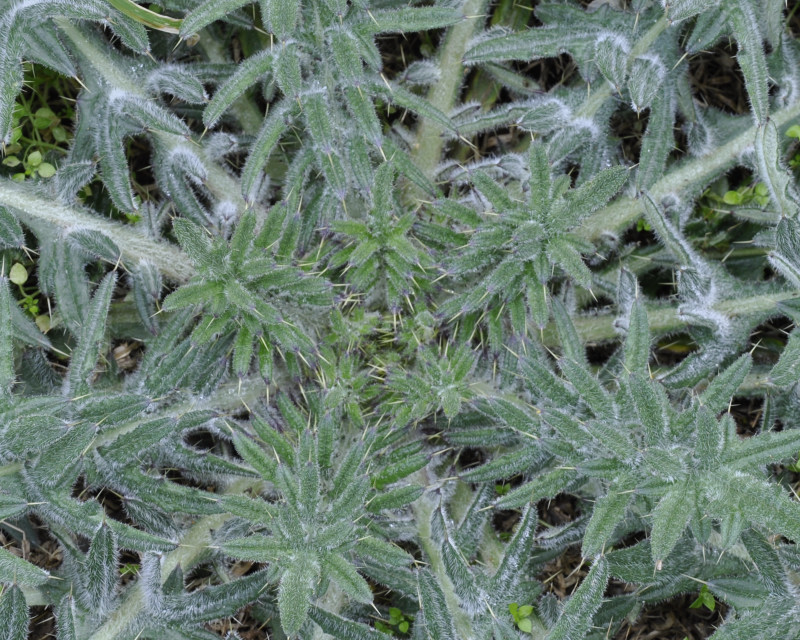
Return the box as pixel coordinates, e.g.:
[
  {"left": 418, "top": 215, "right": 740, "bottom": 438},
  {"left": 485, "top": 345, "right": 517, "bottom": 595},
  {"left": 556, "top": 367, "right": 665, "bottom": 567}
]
[
  {"left": 576, "top": 15, "right": 668, "bottom": 121},
  {"left": 87, "top": 477, "right": 258, "bottom": 640},
  {"left": 412, "top": 0, "right": 488, "bottom": 185},
  {"left": 55, "top": 21, "right": 262, "bottom": 221},
  {"left": 541, "top": 288, "right": 798, "bottom": 345},
  {"left": 0, "top": 178, "right": 193, "bottom": 283},
  {"left": 412, "top": 470, "right": 475, "bottom": 639},
  {"left": 579, "top": 100, "right": 800, "bottom": 242}
]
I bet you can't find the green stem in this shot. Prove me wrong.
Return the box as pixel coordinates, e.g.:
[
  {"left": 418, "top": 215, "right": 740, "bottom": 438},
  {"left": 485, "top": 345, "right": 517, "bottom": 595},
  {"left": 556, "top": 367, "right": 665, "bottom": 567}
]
[
  {"left": 88, "top": 477, "right": 258, "bottom": 640},
  {"left": 55, "top": 21, "right": 263, "bottom": 224},
  {"left": 412, "top": 470, "right": 475, "bottom": 639},
  {"left": 198, "top": 32, "right": 264, "bottom": 134},
  {"left": 576, "top": 15, "right": 668, "bottom": 121},
  {"left": 0, "top": 376, "right": 268, "bottom": 479},
  {"left": 579, "top": 100, "right": 800, "bottom": 242},
  {"left": 105, "top": 0, "right": 183, "bottom": 34},
  {"left": 541, "top": 288, "right": 799, "bottom": 346},
  {"left": 412, "top": 0, "right": 488, "bottom": 185},
  {"left": 0, "top": 178, "right": 193, "bottom": 283}
]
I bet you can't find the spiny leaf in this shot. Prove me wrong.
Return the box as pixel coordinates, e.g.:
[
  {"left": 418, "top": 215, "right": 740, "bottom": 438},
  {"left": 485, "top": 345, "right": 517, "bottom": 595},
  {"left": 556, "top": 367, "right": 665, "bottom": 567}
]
[
  {"left": 365, "top": 7, "right": 461, "bottom": 34},
  {"left": 0, "top": 278, "right": 14, "bottom": 394},
  {"left": 0, "top": 547, "right": 50, "bottom": 587},
  {"left": 55, "top": 595, "right": 77, "bottom": 640},
  {"left": 582, "top": 486, "right": 633, "bottom": 558},
  {"left": 627, "top": 55, "right": 665, "bottom": 113},
  {"left": 417, "top": 568, "right": 456, "bottom": 640},
  {"left": 0, "top": 206, "right": 24, "bottom": 249},
  {"left": 650, "top": 479, "right": 694, "bottom": 565},
  {"left": 546, "top": 557, "right": 608, "bottom": 640},
  {"left": 179, "top": 0, "right": 251, "bottom": 37},
  {"left": 754, "top": 120, "right": 799, "bottom": 218},
  {"left": 309, "top": 606, "right": 393, "bottom": 640},
  {"left": 64, "top": 271, "right": 116, "bottom": 398},
  {"left": 278, "top": 554, "right": 320, "bottom": 636},
  {"left": 242, "top": 99, "right": 292, "bottom": 204},
  {"left": 80, "top": 523, "right": 118, "bottom": 615},
  {"left": 728, "top": 1, "right": 769, "bottom": 125},
  {"left": 322, "top": 552, "right": 372, "bottom": 604},
  {"left": 0, "top": 584, "right": 27, "bottom": 640},
  {"left": 637, "top": 85, "right": 675, "bottom": 191},
  {"left": 770, "top": 330, "right": 800, "bottom": 386},
  {"left": 261, "top": 0, "right": 300, "bottom": 39},
  {"left": 698, "top": 354, "right": 751, "bottom": 414},
  {"left": 623, "top": 297, "right": 650, "bottom": 374}
]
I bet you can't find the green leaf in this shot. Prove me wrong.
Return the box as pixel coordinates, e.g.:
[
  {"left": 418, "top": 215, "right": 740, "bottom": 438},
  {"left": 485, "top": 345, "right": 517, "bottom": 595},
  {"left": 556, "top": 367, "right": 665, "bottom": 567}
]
[
  {"left": 232, "top": 431, "right": 277, "bottom": 481},
  {"left": 0, "top": 495, "right": 27, "bottom": 521},
  {"left": 664, "top": 0, "right": 720, "bottom": 23},
  {"left": 31, "top": 422, "right": 95, "bottom": 487},
  {"left": 81, "top": 523, "right": 118, "bottom": 614},
  {"left": 68, "top": 229, "right": 121, "bottom": 263},
  {"left": 559, "top": 358, "right": 612, "bottom": 419},
  {"left": 366, "top": 485, "right": 424, "bottom": 513},
  {"left": 641, "top": 192, "right": 692, "bottom": 264},
  {"left": 101, "top": 416, "right": 176, "bottom": 462},
  {"left": 179, "top": 0, "right": 251, "bottom": 37},
  {"left": 629, "top": 374, "right": 667, "bottom": 446},
  {"left": 551, "top": 297, "right": 586, "bottom": 366},
  {"left": 53, "top": 239, "right": 90, "bottom": 334},
  {"left": 0, "top": 584, "right": 27, "bottom": 640},
  {"left": 372, "top": 83, "right": 454, "bottom": 132},
  {"left": 623, "top": 298, "right": 650, "bottom": 374},
  {"left": 546, "top": 557, "right": 608, "bottom": 640},
  {"left": 546, "top": 236, "right": 592, "bottom": 288},
  {"left": 754, "top": 120, "right": 799, "bottom": 218},
  {"left": 0, "top": 547, "right": 49, "bottom": 587},
  {"left": 222, "top": 534, "right": 291, "bottom": 562},
  {"left": 728, "top": 1, "right": 769, "bottom": 124},
  {"left": 64, "top": 272, "right": 116, "bottom": 398},
  {"left": 241, "top": 99, "right": 292, "bottom": 204},
  {"left": 698, "top": 354, "right": 751, "bottom": 414},
  {"left": 417, "top": 568, "right": 456, "bottom": 640},
  {"left": 707, "top": 576, "right": 769, "bottom": 609},
  {"left": 492, "top": 506, "right": 538, "bottom": 589},
  {"left": 309, "top": 606, "right": 393, "bottom": 640},
  {"left": 558, "top": 165, "right": 628, "bottom": 226},
  {"left": 495, "top": 468, "right": 576, "bottom": 509},
  {"left": 0, "top": 206, "right": 24, "bottom": 248},
  {"left": 770, "top": 330, "right": 800, "bottom": 385},
  {"left": 322, "top": 552, "right": 372, "bottom": 604},
  {"left": 96, "top": 100, "right": 137, "bottom": 213},
  {"left": 627, "top": 55, "right": 665, "bottom": 113},
  {"left": 0, "top": 278, "right": 14, "bottom": 394},
  {"left": 694, "top": 406, "right": 723, "bottom": 470},
  {"left": 723, "top": 429, "right": 800, "bottom": 469},
  {"left": 278, "top": 554, "right": 320, "bottom": 636},
  {"left": 464, "top": 29, "right": 580, "bottom": 64},
  {"left": 130, "top": 259, "right": 161, "bottom": 335},
  {"left": 650, "top": 479, "right": 694, "bottom": 565},
  {"left": 261, "top": 0, "right": 299, "bottom": 39},
  {"left": 460, "top": 446, "right": 543, "bottom": 483},
  {"left": 594, "top": 32, "right": 629, "bottom": 90},
  {"left": 55, "top": 595, "right": 77, "bottom": 640},
  {"left": 364, "top": 7, "right": 460, "bottom": 34},
  {"left": 582, "top": 486, "right": 633, "bottom": 558},
  {"left": 637, "top": 85, "right": 675, "bottom": 190},
  {"left": 740, "top": 529, "right": 787, "bottom": 596},
  {"left": 355, "top": 537, "right": 415, "bottom": 568}
]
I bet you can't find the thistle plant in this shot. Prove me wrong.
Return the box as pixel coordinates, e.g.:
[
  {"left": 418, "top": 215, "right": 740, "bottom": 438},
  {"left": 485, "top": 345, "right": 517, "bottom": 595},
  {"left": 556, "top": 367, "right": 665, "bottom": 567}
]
[{"left": 1, "top": 0, "right": 800, "bottom": 639}]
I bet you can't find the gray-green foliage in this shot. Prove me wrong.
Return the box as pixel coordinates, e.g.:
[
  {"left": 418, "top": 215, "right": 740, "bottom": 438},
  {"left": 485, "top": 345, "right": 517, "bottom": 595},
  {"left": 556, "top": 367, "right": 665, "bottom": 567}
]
[{"left": 0, "top": 0, "right": 800, "bottom": 638}]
